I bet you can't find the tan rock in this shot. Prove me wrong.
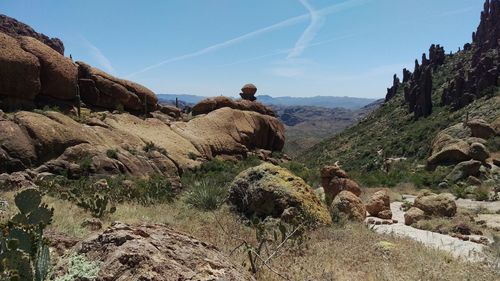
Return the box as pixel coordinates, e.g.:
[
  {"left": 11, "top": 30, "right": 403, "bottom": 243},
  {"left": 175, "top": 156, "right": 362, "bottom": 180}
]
[
  {"left": 414, "top": 191, "right": 457, "bottom": 217},
  {"left": 331, "top": 191, "right": 366, "bottom": 222},
  {"left": 467, "top": 119, "right": 496, "bottom": 139},
  {"left": 324, "top": 178, "right": 361, "bottom": 205},
  {"left": 192, "top": 96, "right": 275, "bottom": 116},
  {"left": 366, "top": 189, "right": 391, "bottom": 218},
  {"left": 404, "top": 207, "right": 425, "bottom": 225}
]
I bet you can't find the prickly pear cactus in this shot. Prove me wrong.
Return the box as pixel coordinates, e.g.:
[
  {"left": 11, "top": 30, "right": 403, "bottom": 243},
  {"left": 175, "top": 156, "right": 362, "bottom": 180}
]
[{"left": 0, "top": 188, "right": 53, "bottom": 281}]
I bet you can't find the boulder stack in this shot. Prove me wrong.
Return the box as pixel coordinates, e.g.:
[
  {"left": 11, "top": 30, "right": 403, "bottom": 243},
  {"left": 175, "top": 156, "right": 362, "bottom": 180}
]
[
  {"left": 240, "top": 83, "right": 257, "bottom": 101},
  {"left": 365, "top": 189, "right": 392, "bottom": 219},
  {"left": 320, "top": 164, "right": 361, "bottom": 205}
]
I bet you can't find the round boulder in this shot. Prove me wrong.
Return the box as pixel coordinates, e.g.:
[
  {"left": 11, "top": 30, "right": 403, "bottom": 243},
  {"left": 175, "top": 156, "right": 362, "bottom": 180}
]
[
  {"left": 446, "top": 159, "right": 482, "bottom": 183},
  {"left": 331, "top": 190, "right": 366, "bottom": 222},
  {"left": 324, "top": 178, "right": 361, "bottom": 205},
  {"left": 228, "top": 163, "right": 332, "bottom": 225},
  {"left": 404, "top": 207, "right": 425, "bottom": 225},
  {"left": 467, "top": 119, "right": 496, "bottom": 139},
  {"left": 413, "top": 191, "right": 457, "bottom": 217},
  {"left": 469, "top": 142, "right": 489, "bottom": 162}
]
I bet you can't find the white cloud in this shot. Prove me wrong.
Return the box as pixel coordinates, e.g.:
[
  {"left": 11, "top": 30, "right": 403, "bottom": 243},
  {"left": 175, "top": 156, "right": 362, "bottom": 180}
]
[
  {"left": 126, "top": 0, "right": 371, "bottom": 78},
  {"left": 81, "top": 37, "right": 116, "bottom": 75},
  {"left": 287, "top": 0, "right": 325, "bottom": 59}
]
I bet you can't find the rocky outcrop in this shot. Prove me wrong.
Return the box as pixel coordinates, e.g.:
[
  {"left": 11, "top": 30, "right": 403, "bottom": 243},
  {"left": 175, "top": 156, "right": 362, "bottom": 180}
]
[
  {"left": 240, "top": 83, "right": 257, "bottom": 101},
  {"left": 54, "top": 222, "right": 254, "bottom": 281},
  {"left": 0, "top": 14, "right": 64, "bottom": 55},
  {"left": 446, "top": 160, "right": 482, "bottom": 182},
  {"left": 228, "top": 163, "right": 332, "bottom": 225},
  {"left": 384, "top": 74, "right": 400, "bottom": 102},
  {"left": 320, "top": 165, "right": 361, "bottom": 205},
  {"left": 403, "top": 56, "right": 433, "bottom": 119},
  {"left": 366, "top": 189, "right": 392, "bottom": 219},
  {"left": 413, "top": 191, "right": 457, "bottom": 217},
  {"left": 330, "top": 191, "right": 366, "bottom": 222},
  {"left": 77, "top": 62, "right": 158, "bottom": 113},
  {"left": 442, "top": 0, "right": 500, "bottom": 109},
  {"left": 192, "top": 96, "right": 275, "bottom": 117},
  {"left": 467, "top": 119, "right": 497, "bottom": 139}
]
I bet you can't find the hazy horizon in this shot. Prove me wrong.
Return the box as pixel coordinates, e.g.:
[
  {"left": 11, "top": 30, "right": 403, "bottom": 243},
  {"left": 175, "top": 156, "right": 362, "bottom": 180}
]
[{"left": 0, "top": 0, "right": 484, "bottom": 98}]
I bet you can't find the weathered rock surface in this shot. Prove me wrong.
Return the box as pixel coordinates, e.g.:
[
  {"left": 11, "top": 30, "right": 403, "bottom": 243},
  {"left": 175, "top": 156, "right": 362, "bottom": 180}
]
[
  {"left": 55, "top": 222, "right": 254, "bottom": 281},
  {"left": 77, "top": 61, "right": 158, "bottom": 113},
  {"left": 320, "top": 165, "right": 361, "bottom": 204},
  {"left": 172, "top": 107, "right": 285, "bottom": 159},
  {"left": 414, "top": 191, "right": 457, "bottom": 217},
  {"left": 467, "top": 119, "right": 497, "bottom": 139},
  {"left": 240, "top": 83, "right": 257, "bottom": 101},
  {"left": 469, "top": 142, "right": 490, "bottom": 161},
  {"left": 404, "top": 207, "right": 426, "bottom": 226},
  {"left": 366, "top": 189, "right": 392, "bottom": 219},
  {"left": 228, "top": 163, "right": 332, "bottom": 225},
  {"left": 331, "top": 190, "right": 366, "bottom": 222},
  {"left": 19, "top": 36, "right": 77, "bottom": 101},
  {"left": 192, "top": 96, "right": 275, "bottom": 117},
  {"left": 0, "top": 32, "right": 40, "bottom": 107},
  {"left": 0, "top": 14, "right": 64, "bottom": 55},
  {"left": 446, "top": 160, "right": 482, "bottom": 182}
]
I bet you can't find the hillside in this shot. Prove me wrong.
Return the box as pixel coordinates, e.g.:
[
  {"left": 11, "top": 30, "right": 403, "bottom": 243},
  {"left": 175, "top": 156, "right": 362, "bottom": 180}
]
[{"left": 299, "top": 2, "right": 500, "bottom": 186}]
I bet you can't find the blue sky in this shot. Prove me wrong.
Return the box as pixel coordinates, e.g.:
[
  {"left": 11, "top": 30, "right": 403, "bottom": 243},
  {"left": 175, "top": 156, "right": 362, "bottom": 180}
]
[{"left": 1, "top": 0, "right": 484, "bottom": 98}]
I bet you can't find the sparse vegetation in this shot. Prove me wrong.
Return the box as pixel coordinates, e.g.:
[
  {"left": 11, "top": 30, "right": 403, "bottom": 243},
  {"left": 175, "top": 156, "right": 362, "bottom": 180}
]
[
  {"left": 184, "top": 179, "right": 227, "bottom": 211},
  {"left": 54, "top": 254, "right": 101, "bottom": 281},
  {"left": 106, "top": 148, "right": 119, "bottom": 159},
  {"left": 143, "top": 141, "right": 168, "bottom": 156}
]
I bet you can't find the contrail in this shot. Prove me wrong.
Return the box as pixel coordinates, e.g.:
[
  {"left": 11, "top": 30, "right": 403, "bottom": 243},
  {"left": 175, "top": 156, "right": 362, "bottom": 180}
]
[
  {"left": 82, "top": 37, "right": 116, "bottom": 75},
  {"left": 287, "top": 0, "right": 325, "bottom": 59},
  {"left": 126, "top": 0, "right": 370, "bottom": 78}
]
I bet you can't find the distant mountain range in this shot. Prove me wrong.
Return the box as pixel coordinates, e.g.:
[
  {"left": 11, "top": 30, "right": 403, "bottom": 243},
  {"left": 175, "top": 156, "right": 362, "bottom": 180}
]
[{"left": 157, "top": 94, "right": 377, "bottom": 109}]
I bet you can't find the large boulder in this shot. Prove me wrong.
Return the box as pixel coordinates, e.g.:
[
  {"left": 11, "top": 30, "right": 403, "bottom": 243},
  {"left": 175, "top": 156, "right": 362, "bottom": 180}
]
[
  {"left": 0, "top": 116, "right": 37, "bottom": 172},
  {"left": 240, "top": 83, "right": 257, "bottom": 101},
  {"left": 365, "top": 189, "right": 392, "bottom": 219},
  {"left": 228, "top": 163, "right": 332, "bottom": 225},
  {"left": 19, "top": 36, "right": 77, "bottom": 101},
  {"left": 172, "top": 107, "right": 285, "bottom": 158},
  {"left": 467, "top": 119, "right": 496, "bottom": 139},
  {"left": 54, "top": 222, "right": 254, "bottom": 281},
  {"left": 77, "top": 61, "right": 158, "bottom": 112},
  {"left": 404, "top": 207, "right": 425, "bottom": 226},
  {"left": 330, "top": 191, "right": 366, "bottom": 222},
  {"left": 446, "top": 160, "right": 482, "bottom": 182},
  {"left": 413, "top": 191, "right": 457, "bottom": 217},
  {"left": 0, "top": 32, "right": 40, "bottom": 104},
  {"left": 469, "top": 142, "right": 490, "bottom": 162},
  {"left": 427, "top": 135, "right": 471, "bottom": 166}
]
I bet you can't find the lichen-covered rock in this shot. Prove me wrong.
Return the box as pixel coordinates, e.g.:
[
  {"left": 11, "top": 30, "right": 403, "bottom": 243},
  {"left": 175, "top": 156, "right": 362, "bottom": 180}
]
[
  {"left": 413, "top": 191, "right": 457, "bottom": 217},
  {"left": 330, "top": 191, "right": 366, "bottom": 222},
  {"left": 228, "top": 163, "right": 332, "bottom": 225},
  {"left": 54, "top": 222, "right": 254, "bottom": 281},
  {"left": 446, "top": 160, "right": 482, "bottom": 182},
  {"left": 404, "top": 207, "right": 425, "bottom": 225},
  {"left": 366, "top": 189, "right": 391, "bottom": 219}
]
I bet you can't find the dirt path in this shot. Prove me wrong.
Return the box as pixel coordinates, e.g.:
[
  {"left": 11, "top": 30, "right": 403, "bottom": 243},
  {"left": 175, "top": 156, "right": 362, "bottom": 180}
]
[{"left": 366, "top": 198, "right": 490, "bottom": 262}]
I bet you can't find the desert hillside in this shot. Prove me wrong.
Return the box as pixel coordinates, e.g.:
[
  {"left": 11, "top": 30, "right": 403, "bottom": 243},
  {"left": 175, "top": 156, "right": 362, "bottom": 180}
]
[{"left": 0, "top": 1, "right": 499, "bottom": 281}]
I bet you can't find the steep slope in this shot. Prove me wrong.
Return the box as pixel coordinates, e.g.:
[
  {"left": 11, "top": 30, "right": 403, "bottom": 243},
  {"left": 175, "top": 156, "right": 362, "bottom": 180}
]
[{"left": 299, "top": 0, "right": 499, "bottom": 178}]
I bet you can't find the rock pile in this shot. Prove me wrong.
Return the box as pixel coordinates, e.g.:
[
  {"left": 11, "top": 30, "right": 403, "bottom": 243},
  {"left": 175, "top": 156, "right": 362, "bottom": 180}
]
[{"left": 320, "top": 164, "right": 361, "bottom": 205}]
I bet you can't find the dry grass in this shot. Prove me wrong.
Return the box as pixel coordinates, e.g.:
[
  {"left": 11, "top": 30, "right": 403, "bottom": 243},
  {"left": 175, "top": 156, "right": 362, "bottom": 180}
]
[{"left": 1, "top": 191, "right": 499, "bottom": 281}]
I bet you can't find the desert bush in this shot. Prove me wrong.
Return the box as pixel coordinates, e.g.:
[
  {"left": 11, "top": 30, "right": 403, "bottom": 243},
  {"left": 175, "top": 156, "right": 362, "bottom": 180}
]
[
  {"left": 184, "top": 180, "right": 227, "bottom": 211},
  {"left": 0, "top": 189, "right": 53, "bottom": 281},
  {"left": 451, "top": 185, "right": 467, "bottom": 199},
  {"left": 106, "top": 149, "right": 119, "bottom": 159},
  {"left": 474, "top": 185, "right": 491, "bottom": 201},
  {"left": 143, "top": 141, "right": 168, "bottom": 156}
]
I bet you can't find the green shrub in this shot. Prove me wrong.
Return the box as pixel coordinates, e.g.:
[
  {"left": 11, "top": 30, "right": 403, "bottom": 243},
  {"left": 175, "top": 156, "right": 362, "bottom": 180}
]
[
  {"left": 106, "top": 149, "right": 119, "bottom": 159},
  {"left": 451, "top": 185, "right": 467, "bottom": 199},
  {"left": 474, "top": 186, "right": 490, "bottom": 201},
  {"left": 143, "top": 141, "right": 167, "bottom": 156},
  {"left": 279, "top": 161, "right": 319, "bottom": 188},
  {"left": 184, "top": 180, "right": 227, "bottom": 211}
]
